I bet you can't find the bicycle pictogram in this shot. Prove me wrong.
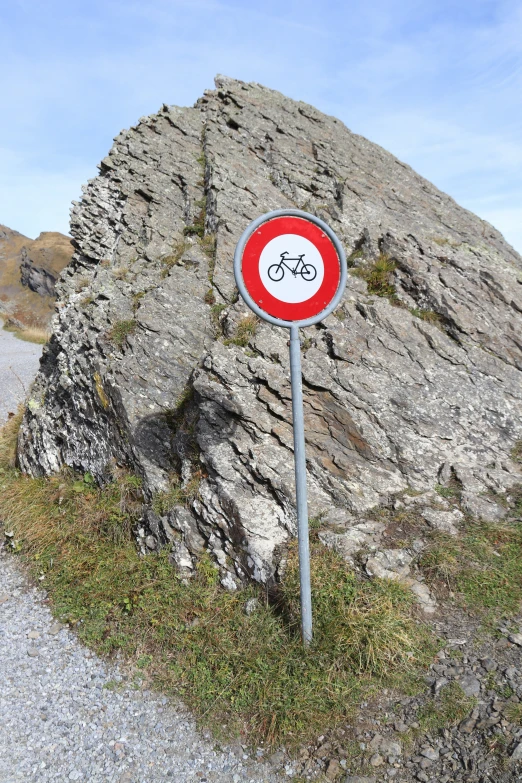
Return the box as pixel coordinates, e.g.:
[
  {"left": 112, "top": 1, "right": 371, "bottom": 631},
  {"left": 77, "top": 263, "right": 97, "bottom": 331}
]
[{"left": 268, "top": 251, "right": 317, "bottom": 282}]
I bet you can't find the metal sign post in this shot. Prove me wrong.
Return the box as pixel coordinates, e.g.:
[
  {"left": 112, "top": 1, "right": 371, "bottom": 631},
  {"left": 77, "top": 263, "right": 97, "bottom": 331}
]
[{"left": 234, "top": 209, "right": 347, "bottom": 645}]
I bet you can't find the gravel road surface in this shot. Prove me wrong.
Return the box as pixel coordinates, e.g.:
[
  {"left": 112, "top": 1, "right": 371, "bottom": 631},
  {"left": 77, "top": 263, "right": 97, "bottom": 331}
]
[
  {"left": 0, "top": 324, "right": 43, "bottom": 421},
  {"left": 0, "top": 329, "right": 282, "bottom": 783}
]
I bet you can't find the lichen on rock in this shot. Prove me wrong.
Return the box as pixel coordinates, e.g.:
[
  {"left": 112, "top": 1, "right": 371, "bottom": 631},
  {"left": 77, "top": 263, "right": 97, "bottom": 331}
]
[{"left": 17, "top": 76, "right": 522, "bottom": 589}]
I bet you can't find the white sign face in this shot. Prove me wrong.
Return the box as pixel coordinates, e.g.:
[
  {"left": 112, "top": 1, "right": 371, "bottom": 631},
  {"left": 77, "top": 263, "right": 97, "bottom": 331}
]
[{"left": 258, "top": 233, "right": 325, "bottom": 303}]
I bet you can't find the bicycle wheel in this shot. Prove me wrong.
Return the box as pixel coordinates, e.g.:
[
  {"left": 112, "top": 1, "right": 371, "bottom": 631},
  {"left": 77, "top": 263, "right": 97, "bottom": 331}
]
[
  {"left": 300, "top": 264, "right": 317, "bottom": 281},
  {"left": 268, "top": 264, "right": 284, "bottom": 282}
]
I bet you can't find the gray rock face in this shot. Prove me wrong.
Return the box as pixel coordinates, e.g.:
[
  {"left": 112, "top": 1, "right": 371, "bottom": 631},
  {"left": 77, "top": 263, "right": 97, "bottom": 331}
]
[
  {"left": 17, "top": 75, "right": 522, "bottom": 587},
  {"left": 19, "top": 247, "right": 58, "bottom": 297}
]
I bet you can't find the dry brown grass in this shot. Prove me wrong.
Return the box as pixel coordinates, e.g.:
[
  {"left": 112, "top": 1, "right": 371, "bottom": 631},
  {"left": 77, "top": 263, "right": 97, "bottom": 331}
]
[
  {"left": 3, "top": 322, "right": 50, "bottom": 344},
  {"left": 224, "top": 315, "right": 259, "bottom": 347},
  {"left": 16, "top": 326, "right": 50, "bottom": 344},
  {"left": 0, "top": 408, "right": 22, "bottom": 468}
]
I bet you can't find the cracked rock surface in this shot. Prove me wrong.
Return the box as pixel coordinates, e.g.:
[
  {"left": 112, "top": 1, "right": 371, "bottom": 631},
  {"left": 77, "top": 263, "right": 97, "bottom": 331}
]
[{"left": 17, "top": 75, "right": 522, "bottom": 587}]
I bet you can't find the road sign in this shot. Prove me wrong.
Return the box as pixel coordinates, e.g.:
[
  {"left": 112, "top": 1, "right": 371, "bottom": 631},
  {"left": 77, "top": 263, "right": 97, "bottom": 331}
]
[{"left": 234, "top": 209, "right": 347, "bottom": 645}]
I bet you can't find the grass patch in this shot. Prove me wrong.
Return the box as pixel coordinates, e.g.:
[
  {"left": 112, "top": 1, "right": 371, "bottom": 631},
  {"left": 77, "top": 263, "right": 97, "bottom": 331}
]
[
  {"left": 160, "top": 239, "right": 188, "bottom": 278},
  {"left": 410, "top": 308, "right": 442, "bottom": 326},
  {"left": 211, "top": 303, "right": 227, "bottom": 320},
  {"left": 210, "top": 303, "right": 227, "bottom": 335},
  {"left": 184, "top": 198, "right": 206, "bottom": 238},
  {"left": 200, "top": 233, "right": 216, "bottom": 260},
  {"left": 435, "top": 482, "right": 461, "bottom": 500},
  {"left": 512, "top": 441, "right": 522, "bottom": 466},
  {"left": 0, "top": 414, "right": 436, "bottom": 748},
  {"left": 108, "top": 320, "right": 137, "bottom": 349},
  {"left": 421, "top": 520, "right": 522, "bottom": 613},
  {"left": 132, "top": 291, "right": 146, "bottom": 313},
  {"left": 225, "top": 315, "right": 259, "bottom": 348},
  {"left": 347, "top": 248, "right": 364, "bottom": 266},
  {"left": 416, "top": 681, "right": 476, "bottom": 733},
  {"left": 505, "top": 702, "right": 522, "bottom": 726},
  {"left": 350, "top": 254, "right": 398, "bottom": 300},
  {"left": 112, "top": 266, "right": 129, "bottom": 281},
  {"left": 432, "top": 236, "right": 460, "bottom": 249},
  {"left": 2, "top": 322, "right": 50, "bottom": 344},
  {"left": 152, "top": 474, "right": 202, "bottom": 515}
]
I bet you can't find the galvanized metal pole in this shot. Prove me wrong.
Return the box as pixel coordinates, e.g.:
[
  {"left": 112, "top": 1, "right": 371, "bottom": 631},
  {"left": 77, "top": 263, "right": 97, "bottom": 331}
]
[{"left": 289, "top": 324, "right": 312, "bottom": 646}]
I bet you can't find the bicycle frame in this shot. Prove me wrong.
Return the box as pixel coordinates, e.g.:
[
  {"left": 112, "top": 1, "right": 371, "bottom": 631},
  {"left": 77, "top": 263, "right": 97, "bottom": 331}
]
[{"left": 278, "top": 252, "right": 306, "bottom": 276}]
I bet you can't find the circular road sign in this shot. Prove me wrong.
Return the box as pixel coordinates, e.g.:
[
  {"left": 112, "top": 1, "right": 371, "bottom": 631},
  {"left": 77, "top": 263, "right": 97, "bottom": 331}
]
[{"left": 234, "top": 209, "right": 347, "bottom": 329}]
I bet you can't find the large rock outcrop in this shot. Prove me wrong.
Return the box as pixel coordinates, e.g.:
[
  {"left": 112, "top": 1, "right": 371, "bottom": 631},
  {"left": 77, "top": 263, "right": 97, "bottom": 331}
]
[
  {"left": 0, "top": 226, "right": 73, "bottom": 327},
  {"left": 17, "top": 76, "right": 522, "bottom": 588}
]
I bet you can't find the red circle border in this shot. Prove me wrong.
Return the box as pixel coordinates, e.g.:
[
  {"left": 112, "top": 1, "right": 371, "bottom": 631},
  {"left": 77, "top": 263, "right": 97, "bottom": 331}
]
[{"left": 241, "top": 216, "right": 341, "bottom": 321}]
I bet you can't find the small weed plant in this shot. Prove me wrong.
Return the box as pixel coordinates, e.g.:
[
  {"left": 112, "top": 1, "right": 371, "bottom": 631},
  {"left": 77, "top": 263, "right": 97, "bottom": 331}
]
[
  {"left": 409, "top": 308, "right": 442, "bottom": 326},
  {"left": 160, "top": 239, "right": 188, "bottom": 278},
  {"left": 351, "top": 254, "right": 398, "bottom": 300},
  {"left": 109, "top": 320, "right": 137, "bottom": 348},
  {"left": 184, "top": 198, "right": 206, "bottom": 238},
  {"left": 225, "top": 315, "right": 259, "bottom": 348}
]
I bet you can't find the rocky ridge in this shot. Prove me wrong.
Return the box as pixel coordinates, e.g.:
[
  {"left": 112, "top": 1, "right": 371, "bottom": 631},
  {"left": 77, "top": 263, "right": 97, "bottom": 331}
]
[
  {"left": 0, "top": 225, "right": 73, "bottom": 328},
  {"left": 17, "top": 75, "right": 522, "bottom": 593}
]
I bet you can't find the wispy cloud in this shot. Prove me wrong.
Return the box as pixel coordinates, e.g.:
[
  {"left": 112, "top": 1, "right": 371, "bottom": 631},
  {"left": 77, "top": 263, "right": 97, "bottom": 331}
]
[{"left": 0, "top": 0, "right": 520, "bottom": 252}]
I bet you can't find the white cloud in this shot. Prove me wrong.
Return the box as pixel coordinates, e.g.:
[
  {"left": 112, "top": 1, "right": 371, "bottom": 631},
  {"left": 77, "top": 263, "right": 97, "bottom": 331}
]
[
  {"left": 0, "top": 0, "right": 520, "bottom": 255},
  {"left": 0, "top": 148, "right": 93, "bottom": 237}
]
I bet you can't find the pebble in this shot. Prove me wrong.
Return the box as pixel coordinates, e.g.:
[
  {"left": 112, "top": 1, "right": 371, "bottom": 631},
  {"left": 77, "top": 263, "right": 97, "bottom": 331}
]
[
  {"left": 379, "top": 739, "right": 401, "bottom": 757},
  {"left": 345, "top": 777, "right": 376, "bottom": 783},
  {"left": 457, "top": 674, "right": 481, "bottom": 697},
  {"left": 0, "top": 594, "right": 9, "bottom": 604},
  {"left": 508, "top": 633, "right": 522, "bottom": 647},
  {"left": 481, "top": 657, "right": 497, "bottom": 672},
  {"left": 325, "top": 758, "right": 341, "bottom": 779}
]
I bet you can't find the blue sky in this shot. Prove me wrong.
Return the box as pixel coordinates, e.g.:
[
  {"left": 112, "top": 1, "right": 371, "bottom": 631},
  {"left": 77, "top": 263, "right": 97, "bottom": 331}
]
[{"left": 1, "top": 0, "right": 521, "bottom": 253}]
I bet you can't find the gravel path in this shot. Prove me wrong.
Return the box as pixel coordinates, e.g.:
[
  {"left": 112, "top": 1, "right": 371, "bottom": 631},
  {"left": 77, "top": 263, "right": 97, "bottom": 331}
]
[
  {"left": 0, "top": 554, "right": 282, "bottom": 783},
  {"left": 0, "top": 328, "right": 282, "bottom": 783},
  {"left": 0, "top": 323, "right": 43, "bottom": 421}
]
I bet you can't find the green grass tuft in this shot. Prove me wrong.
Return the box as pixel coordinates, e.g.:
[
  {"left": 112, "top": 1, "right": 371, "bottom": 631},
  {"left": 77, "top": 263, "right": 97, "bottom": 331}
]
[
  {"left": 409, "top": 308, "right": 442, "bottom": 326},
  {"left": 351, "top": 254, "right": 398, "bottom": 300},
  {"left": 160, "top": 239, "right": 188, "bottom": 278},
  {"left": 512, "top": 441, "right": 522, "bottom": 465},
  {"left": 108, "top": 320, "right": 137, "bottom": 348},
  {"left": 421, "top": 520, "right": 522, "bottom": 613},
  {"left": 224, "top": 315, "right": 259, "bottom": 348},
  {"left": 435, "top": 482, "right": 461, "bottom": 500},
  {"left": 416, "top": 681, "right": 476, "bottom": 733},
  {"left": 505, "top": 702, "right": 522, "bottom": 726}
]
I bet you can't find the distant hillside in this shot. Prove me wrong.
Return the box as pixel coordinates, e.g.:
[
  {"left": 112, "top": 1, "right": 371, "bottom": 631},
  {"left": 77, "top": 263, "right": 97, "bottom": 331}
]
[{"left": 0, "top": 225, "right": 73, "bottom": 328}]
